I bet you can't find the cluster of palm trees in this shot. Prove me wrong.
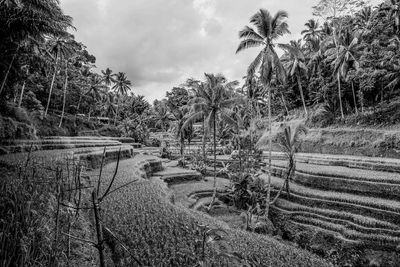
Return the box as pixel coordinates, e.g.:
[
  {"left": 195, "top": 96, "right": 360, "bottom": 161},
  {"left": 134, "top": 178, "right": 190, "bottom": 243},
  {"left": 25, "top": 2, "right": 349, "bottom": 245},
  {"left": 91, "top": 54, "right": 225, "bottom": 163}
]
[
  {"left": 0, "top": 1, "right": 135, "bottom": 129},
  {"left": 161, "top": 0, "right": 400, "bottom": 213},
  {"left": 100, "top": 68, "right": 132, "bottom": 125}
]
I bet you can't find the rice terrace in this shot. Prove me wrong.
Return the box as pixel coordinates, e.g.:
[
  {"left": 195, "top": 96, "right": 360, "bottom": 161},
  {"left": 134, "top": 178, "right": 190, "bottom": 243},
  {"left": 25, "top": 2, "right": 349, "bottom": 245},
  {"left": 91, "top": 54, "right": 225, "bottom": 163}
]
[{"left": 2, "top": 0, "right": 400, "bottom": 266}]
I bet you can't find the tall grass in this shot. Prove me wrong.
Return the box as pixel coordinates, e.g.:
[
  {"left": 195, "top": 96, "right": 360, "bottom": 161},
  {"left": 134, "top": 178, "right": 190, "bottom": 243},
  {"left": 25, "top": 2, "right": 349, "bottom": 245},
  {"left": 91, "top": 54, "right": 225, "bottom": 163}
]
[{"left": 0, "top": 150, "right": 97, "bottom": 266}]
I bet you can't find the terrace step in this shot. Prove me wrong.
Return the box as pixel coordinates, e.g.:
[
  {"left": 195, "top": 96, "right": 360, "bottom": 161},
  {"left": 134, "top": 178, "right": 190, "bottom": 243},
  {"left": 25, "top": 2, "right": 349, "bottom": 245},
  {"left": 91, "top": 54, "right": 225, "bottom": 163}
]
[
  {"left": 289, "top": 221, "right": 363, "bottom": 247},
  {"left": 269, "top": 176, "right": 400, "bottom": 224},
  {"left": 270, "top": 162, "right": 400, "bottom": 200},
  {"left": 73, "top": 145, "right": 135, "bottom": 169},
  {"left": 153, "top": 167, "right": 202, "bottom": 185},
  {"left": 264, "top": 151, "right": 400, "bottom": 173},
  {"left": 273, "top": 199, "right": 400, "bottom": 231},
  {"left": 272, "top": 201, "right": 400, "bottom": 240},
  {"left": 42, "top": 136, "right": 136, "bottom": 143},
  {"left": 290, "top": 215, "right": 400, "bottom": 249},
  {"left": 0, "top": 136, "right": 137, "bottom": 154}
]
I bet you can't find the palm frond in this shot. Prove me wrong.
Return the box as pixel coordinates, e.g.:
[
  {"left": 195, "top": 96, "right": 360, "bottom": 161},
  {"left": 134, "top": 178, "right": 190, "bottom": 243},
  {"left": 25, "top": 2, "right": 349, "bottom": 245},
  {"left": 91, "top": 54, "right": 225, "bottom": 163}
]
[{"left": 236, "top": 39, "right": 264, "bottom": 54}]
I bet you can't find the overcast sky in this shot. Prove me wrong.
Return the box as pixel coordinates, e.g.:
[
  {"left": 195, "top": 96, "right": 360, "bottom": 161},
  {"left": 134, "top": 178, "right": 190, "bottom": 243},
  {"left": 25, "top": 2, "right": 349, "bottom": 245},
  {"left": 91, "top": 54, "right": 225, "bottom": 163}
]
[{"left": 61, "top": 0, "right": 381, "bottom": 103}]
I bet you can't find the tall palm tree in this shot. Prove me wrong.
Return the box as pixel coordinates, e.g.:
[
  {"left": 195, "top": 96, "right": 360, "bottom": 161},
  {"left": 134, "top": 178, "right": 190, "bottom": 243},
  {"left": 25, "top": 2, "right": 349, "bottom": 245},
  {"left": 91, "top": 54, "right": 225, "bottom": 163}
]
[
  {"left": 101, "top": 67, "right": 115, "bottom": 89},
  {"left": 184, "top": 73, "right": 241, "bottom": 210},
  {"left": 112, "top": 72, "right": 132, "bottom": 125},
  {"left": 301, "top": 19, "right": 322, "bottom": 42},
  {"left": 44, "top": 35, "right": 75, "bottom": 116},
  {"left": 279, "top": 41, "right": 308, "bottom": 117},
  {"left": 170, "top": 106, "right": 191, "bottom": 164},
  {"left": 86, "top": 74, "right": 106, "bottom": 120},
  {"left": 185, "top": 78, "right": 208, "bottom": 160},
  {"left": 245, "top": 76, "right": 267, "bottom": 119},
  {"left": 100, "top": 92, "right": 117, "bottom": 123},
  {"left": 236, "top": 9, "right": 289, "bottom": 217},
  {"left": 0, "top": 0, "right": 73, "bottom": 95},
  {"left": 325, "top": 30, "right": 360, "bottom": 117}
]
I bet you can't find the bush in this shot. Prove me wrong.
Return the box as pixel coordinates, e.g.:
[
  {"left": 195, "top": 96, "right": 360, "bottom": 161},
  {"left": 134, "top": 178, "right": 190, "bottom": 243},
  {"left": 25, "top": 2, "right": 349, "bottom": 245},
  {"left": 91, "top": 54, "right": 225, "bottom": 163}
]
[{"left": 23, "top": 91, "right": 44, "bottom": 112}]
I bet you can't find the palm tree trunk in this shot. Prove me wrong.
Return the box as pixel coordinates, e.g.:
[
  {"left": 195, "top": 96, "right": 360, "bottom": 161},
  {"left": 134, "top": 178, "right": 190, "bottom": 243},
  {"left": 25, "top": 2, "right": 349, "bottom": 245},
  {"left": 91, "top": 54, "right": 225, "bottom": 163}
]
[
  {"left": 337, "top": 73, "right": 344, "bottom": 119},
  {"left": 18, "top": 81, "right": 26, "bottom": 108},
  {"left": 76, "top": 94, "right": 83, "bottom": 114},
  {"left": 59, "top": 62, "right": 68, "bottom": 128},
  {"left": 208, "top": 114, "right": 217, "bottom": 211},
  {"left": 202, "top": 116, "right": 206, "bottom": 160},
  {"left": 180, "top": 133, "right": 185, "bottom": 165},
  {"left": 114, "top": 96, "right": 120, "bottom": 125},
  {"left": 296, "top": 74, "right": 307, "bottom": 117},
  {"left": 0, "top": 45, "right": 19, "bottom": 95},
  {"left": 250, "top": 102, "right": 254, "bottom": 150},
  {"left": 265, "top": 83, "right": 272, "bottom": 218},
  {"left": 286, "top": 157, "right": 294, "bottom": 199},
  {"left": 359, "top": 89, "right": 364, "bottom": 113},
  {"left": 280, "top": 92, "right": 289, "bottom": 116},
  {"left": 238, "top": 134, "right": 242, "bottom": 171},
  {"left": 45, "top": 53, "right": 59, "bottom": 117},
  {"left": 270, "top": 178, "right": 287, "bottom": 205},
  {"left": 45, "top": 68, "right": 57, "bottom": 117},
  {"left": 351, "top": 81, "right": 358, "bottom": 115}
]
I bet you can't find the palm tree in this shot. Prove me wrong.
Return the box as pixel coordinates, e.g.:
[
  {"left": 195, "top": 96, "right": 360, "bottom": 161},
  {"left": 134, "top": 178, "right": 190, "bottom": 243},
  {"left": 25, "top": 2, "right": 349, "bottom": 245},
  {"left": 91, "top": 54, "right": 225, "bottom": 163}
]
[
  {"left": 153, "top": 102, "right": 174, "bottom": 131},
  {"left": 271, "top": 123, "right": 307, "bottom": 203},
  {"left": 112, "top": 72, "right": 132, "bottom": 125},
  {"left": 101, "top": 67, "right": 115, "bottom": 88},
  {"left": 301, "top": 19, "right": 322, "bottom": 42},
  {"left": 185, "top": 78, "right": 208, "bottom": 160},
  {"left": 170, "top": 107, "right": 190, "bottom": 165},
  {"left": 245, "top": 76, "right": 267, "bottom": 119},
  {"left": 236, "top": 9, "right": 289, "bottom": 217},
  {"left": 280, "top": 41, "right": 308, "bottom": 117},
  {"left": 100, "top": 92, "right": 117, "bottom": 122},
  {"left": 321, "top": 21, "right": 333, "bottom": 37},
  {"left": 0, "top": 0, "right": 73, "bottom": 95},
  {"left": 355, "top": 6, "right": 374, "bottom": 34},
  {"left": 184, "top": 73, "right": 241, "bottom": 210},
  {"left": 325, "top": 30, "right": 360, "bottom": 117},
  {"left": 45, "top": 35, "right": 75, "bottom": 116},
  {"left": 58, "top": 60, "right": 69, "bottom": 127},
  {"left": 381, "top": 0, "right": 400, "bottom": 34},
  {"left": 307, "top": 39, "right": 324, "bottom": 76},
  {"left": 86, "top": 75, "right": 106, "bottom": 120}
]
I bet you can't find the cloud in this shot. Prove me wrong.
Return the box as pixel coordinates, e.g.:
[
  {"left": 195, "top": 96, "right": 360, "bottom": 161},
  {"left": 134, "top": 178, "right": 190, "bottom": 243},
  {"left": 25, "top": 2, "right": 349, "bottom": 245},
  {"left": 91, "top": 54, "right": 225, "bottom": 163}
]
[{"left": 61, "top": 0, "right": 320, "bottom": 102}]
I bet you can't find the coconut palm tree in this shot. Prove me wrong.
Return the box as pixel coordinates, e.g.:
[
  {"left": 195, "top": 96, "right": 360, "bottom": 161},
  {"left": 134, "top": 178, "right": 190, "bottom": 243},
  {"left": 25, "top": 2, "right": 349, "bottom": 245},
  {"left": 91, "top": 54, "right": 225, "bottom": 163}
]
[
  {"left": 0, "top": 0, "right": 73, "bottom": 95},
  {"left": 301, "top": 19, "right": 322, "bottom": 42},
  {"left": 236, "top": 9, "right": 289, "bottom": 217},
  {"left": 279, "top": 41, "right": 308, "bottom": 117},
  {"left": 325, "top": 30, "right": 360, "bottom": 117},
  {"left": 184, "top": 73, "right": 241, "bottom": 210},
  {"left": 101, "top": 68, "right": 115, "bottom": 88},
  {"left": 44, "top": 35, "right": 76, "bottom": 116},
  {"left": 100, "top": 92, "right": 117, "bottom": 123},
  {"left": 245, "top": 76, "right": 267, "bottom": 119},
  {"left": 112, "top": 72, "right": 132, "bottom": 125},
  {"left": 185, "top": 78, "right": 209, "bottom": 160},
  {"left": 381, "top": 0, "right": 400, "bottom": 34},
  {"left": 355, "top": 6, "right": 374, "bottom": 34},
  {"left": 152, "top": 102, "right": 174, "bottom": 131}
]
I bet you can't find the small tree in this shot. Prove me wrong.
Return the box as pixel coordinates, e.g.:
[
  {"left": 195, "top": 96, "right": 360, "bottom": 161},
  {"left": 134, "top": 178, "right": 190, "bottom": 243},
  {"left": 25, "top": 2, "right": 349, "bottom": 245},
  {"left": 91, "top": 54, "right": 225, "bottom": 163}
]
[{"left": 272, "top": 123, "right": 307, "bottom": 203}]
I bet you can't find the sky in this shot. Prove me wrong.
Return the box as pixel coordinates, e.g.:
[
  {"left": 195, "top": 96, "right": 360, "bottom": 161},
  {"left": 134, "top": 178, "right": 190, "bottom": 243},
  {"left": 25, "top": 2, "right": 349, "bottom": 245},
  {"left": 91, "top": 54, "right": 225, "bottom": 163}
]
[{"left": 60, "top": 0, "right": 381, "bottom": 103}]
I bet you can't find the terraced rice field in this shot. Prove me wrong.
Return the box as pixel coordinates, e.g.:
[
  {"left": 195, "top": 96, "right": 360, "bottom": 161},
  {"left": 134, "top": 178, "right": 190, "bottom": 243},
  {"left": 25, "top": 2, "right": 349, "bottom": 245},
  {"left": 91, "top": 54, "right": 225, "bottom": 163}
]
[
  {"left": 88, "top": 157, "right": 330, "bottom": 266},
  {"left": 209, "top": 152, "right": 400, "bottom": 253}
]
